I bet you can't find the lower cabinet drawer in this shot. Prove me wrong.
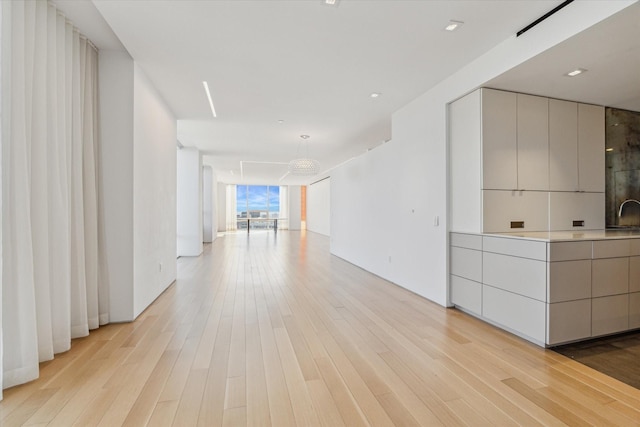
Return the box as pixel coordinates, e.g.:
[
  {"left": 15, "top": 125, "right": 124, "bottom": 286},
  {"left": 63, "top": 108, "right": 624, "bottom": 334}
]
[
  {"left": 450, "top": 246, "right": 482, "bottom": 282},
  {"left": 592, "top": 294, "right": 629, "bottom": 337},
  {"left": 450, "top": 275, "right": 482, "bottom": 316},
  {"left": 483, "top": 285, "right": 546, "bottom": 344},
  {"left": 630, "top": 292, "right": 640, "bottom": 329},
  {"left": 592, "top": 257, "right": 629, "bottom": 298},
  {"left": 548, "top": 260, "right": 591, "bottom": 303},
  {"left": 483, "top": 252, "right": 546, "bottom": 301},
  {"left": 547, "top": 300, "right": 591, "bottom": 345}
]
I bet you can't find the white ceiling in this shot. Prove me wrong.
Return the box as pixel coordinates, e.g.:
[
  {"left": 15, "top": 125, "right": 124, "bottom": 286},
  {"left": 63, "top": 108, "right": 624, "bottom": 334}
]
[{"left": 54, "top": 0, "right": 640, "bottom": 184}]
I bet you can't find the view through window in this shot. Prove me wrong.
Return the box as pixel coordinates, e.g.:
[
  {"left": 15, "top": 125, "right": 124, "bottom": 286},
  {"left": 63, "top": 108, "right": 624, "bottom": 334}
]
[{"left": 236, "top": 185, "right": 280, "bottom": 230}]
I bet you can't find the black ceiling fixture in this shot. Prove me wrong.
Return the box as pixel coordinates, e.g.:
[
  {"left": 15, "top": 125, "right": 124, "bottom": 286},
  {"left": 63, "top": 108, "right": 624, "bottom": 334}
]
[{"left": 516, "top": 0, "right": 574, "bottom": 37}]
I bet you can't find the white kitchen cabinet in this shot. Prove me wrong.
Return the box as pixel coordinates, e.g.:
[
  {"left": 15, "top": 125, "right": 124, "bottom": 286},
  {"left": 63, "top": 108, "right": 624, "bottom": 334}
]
[
  {"left": 450, "top": 246, "right": 482, "bottom": 282},
  {"left": 484, "top": 235, "right": 546, "bottom": 260},
  {"left": 578, "top": 104, "right": 605, "bottom": 192},
  {"left": 451, "top": 275, "right": 482, "bottom": 316},
  {"left": 483, "top": 285, "right": 546, "bottom": 345},
  {"left": 450, "top": 88, "right": 604, "bottom": 234},
  {"left": 548, "top": 192, "right": 605, "bottom": 231},
  {"left": 517, "top": 94, "right": 549, "bottom": 191},
  {"left": 548, "top": 260, "right": 591, "bottom": 303},
  {"left": 630, "top": 292, "right": 640, "bottom": 329},
  {"left": 450, "top": 233, "right": 483, "bottom": 315},
  {"left": 592, "top": 294, "right": 629, "bottom": 336},
  {"left": 483, "top": 252, "right": 546, "bottom": 302},
  {"left": 450, "top": 91, "right": 482, "bottom": 233},
  {"left": 482, "top": 190, "right": 548, "bottom": 233},
  {"left": 481, "top": 89, "right": 517, "bottom": 190},
  {"left": 481, "top": 90, "right": 549, "bottom": 191},
  {"left": 549, "top": 99, "right": 578, "bottom": 192},
  {"left": 593, "top": 239, "right": 631, "bottom": 259},
  {"left": 547, "top": 299, "right": 591, "bottom": 345},
  {"left": 450, "top": 232, "right": 482, "bottom": 251},
  {"left": 592, "top": 258, "right": 629, "bottom": 297},
  {"left": 548, "top": 241, "right": 593, "bottom": 262},
  {"left": 630, "top": 256, "right": 640, "bottom": 292},
  {"left": 549, "top": 100, "right": 605, "bottom": 192},
  {"left": 451, "top": 231, "right": 640, "bottom": 347}
]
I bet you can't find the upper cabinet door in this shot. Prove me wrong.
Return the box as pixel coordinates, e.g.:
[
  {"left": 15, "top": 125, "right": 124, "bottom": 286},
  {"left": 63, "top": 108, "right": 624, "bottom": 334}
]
[
  {"left": 578, "top": 104, "right": 605, "bottom": 192},
  {"left": 517, "top": 94, "right": 549, "bottom": 191},
  {"left": 549, "top": 99, "right": 579, "bottom": 191},
  {"left": 481, "top": 89, "right": 517, "bottom": 190}
]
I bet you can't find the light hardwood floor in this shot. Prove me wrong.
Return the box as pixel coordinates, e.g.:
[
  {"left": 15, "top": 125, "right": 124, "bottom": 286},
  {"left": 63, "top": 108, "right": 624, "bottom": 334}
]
[{"left": 2, "top": 230, "right": 640, "bottom": 426}]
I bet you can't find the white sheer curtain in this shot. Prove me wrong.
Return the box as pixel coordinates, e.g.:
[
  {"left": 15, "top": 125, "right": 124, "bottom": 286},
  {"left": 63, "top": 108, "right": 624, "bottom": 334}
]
[
  {"left": 278, "top": 185, "right": 289, "bottom": 230},
  {"left": 1, "top": 0, "right": 104, "bottom": 393},
  {"left": 225, "top": 184, "right": 237, "bottom": 231}
]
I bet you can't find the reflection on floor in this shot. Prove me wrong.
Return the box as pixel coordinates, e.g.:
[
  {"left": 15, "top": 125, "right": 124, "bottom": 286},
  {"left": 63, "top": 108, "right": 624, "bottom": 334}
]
[{"left": 554, "top": 331, "right": 640, "bottom": 390}]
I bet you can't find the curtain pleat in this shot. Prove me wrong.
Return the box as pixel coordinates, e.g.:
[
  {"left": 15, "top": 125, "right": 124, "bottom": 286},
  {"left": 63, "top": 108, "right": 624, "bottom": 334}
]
[
  {"left": 48, "top": 6, "right": 71, "bottom": 355},
  {"left": 31, "top": 0, "right": 54, "bottom": 362},
  {"left": 1, "top": 0, "right": 104, "bottom": 392},
  {"left": 279, "top": 186, "right": 289, "bottom": 230},
  {"left": 2, "top": 0, "right": 40, "bottom": 390},
  {"left": 225, "top": 184, "right": 237, "bottom": 231},
  {"left": 0, "top": 0, "right": 4, "bottom": 402},
  {"left": 81, "top": 37, "right": 100, "bottom": 331},
  {"left": 69, "top": 29, "right": 88, "bottom": 340}
]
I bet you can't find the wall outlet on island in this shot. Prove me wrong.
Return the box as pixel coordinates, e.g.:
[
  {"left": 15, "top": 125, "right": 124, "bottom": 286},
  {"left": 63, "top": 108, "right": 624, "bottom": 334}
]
[{"left": 434, "top": 216, "right": 439, "bottom": 226}]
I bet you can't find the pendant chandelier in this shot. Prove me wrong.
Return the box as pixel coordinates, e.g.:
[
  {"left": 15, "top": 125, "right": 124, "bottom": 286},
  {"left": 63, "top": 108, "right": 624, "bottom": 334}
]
[{"left": 288, "top": 134, "right": 320, "bottom": 175}]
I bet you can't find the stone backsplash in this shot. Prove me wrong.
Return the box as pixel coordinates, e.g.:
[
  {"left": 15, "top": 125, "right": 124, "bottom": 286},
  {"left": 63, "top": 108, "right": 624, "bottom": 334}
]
[{"left": 606, "top": 107, "right": 640, "bottom": 226}]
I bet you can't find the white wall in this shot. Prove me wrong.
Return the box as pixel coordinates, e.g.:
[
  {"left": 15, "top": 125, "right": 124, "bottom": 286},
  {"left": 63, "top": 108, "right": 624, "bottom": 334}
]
[
  {"left": 99, "top": 52, "right": 177, "bottom": 322},
  {"left": 307, "top": 178, "right": 330, "bottom": 236},
  {"left": 177, "top": 147, "right": 203, "bottom": 256},
  {"left": 288, "top": 185, "right": 302, "bottom": 230},
  {"left": 202, "top": 166, "right": 213, "bottom": 242},
  {"left": 132, "top": 64, "right": 177, "bottom": 319},
  {"left": 98, "top": 50, "right": 135, "bottom": 322},
  {"left": 329, "top": 1, "right": 634, "bottom": 307}
]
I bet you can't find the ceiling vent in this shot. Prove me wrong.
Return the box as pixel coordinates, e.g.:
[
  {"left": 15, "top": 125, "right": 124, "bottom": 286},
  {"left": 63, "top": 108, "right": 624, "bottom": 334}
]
[{"left": 516, "top": 0, "right": 574, "bottom": 37}]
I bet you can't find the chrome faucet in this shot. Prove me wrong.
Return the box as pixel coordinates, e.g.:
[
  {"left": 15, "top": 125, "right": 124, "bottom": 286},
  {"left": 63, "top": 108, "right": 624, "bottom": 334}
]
[{"left": 618, "top": 199, "right": 640, "bottom": 217}]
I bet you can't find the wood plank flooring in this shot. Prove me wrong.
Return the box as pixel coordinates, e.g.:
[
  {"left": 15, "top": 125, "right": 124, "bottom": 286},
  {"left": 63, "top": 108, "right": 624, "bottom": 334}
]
[{"left": 2, "top": 230, "right": 640, "bottom": 426}]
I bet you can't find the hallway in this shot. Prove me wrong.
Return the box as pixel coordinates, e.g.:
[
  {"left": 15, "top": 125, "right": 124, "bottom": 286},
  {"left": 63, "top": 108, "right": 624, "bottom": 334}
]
[{"left": 2, "top": 230, "right": 640, "bottom": 425}]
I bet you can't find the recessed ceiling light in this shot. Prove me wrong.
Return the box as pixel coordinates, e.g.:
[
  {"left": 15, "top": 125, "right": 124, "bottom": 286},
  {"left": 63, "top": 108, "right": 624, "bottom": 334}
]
[
  {"left": 370, "top": 92, "right": 381, "bottom": 98},
  {"left": 202, "top": 81, "right": 217, "bottom": 118},
  {"left": 606, "top": 148, "right": 614, "bottom": 152},
  {"left": 565, "top": 68, "right": 587, "bottom": 77},
  {"left": 323, "top": 0, "right": 339, "bottom": 5},
  {"left": 445, "top": 20, "right": 464, "bottom": 31},
  {"left": 278, "top": 120, "right": 284, "bottom": 124},
  {"left": 300, "top": 134, "right": 310, "bottom": 139}
]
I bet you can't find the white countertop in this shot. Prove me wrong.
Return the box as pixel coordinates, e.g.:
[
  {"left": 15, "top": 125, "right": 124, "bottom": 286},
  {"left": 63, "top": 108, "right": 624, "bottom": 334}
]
[{"left": 481, "top": 229, "right": 640, "bottom": 242}]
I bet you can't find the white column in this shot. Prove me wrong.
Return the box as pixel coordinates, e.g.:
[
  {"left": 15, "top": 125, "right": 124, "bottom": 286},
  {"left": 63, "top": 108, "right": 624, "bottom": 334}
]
[
  {"left": 177, "top": 147, "right": 203, "bottom": 256},
  {"left": 202, "top": 165, "right": 213, "bottom": 243}
]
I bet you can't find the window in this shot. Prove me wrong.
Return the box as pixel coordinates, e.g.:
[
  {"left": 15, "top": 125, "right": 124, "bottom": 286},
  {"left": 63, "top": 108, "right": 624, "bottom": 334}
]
[{"left": 236, "top": 185, "right": 280, "bottom": 229}]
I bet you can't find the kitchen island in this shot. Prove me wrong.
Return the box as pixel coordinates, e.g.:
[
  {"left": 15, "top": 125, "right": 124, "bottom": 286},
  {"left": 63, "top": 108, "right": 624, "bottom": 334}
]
[{"left": 450, "top": 230, "right": 640, "bottom": 347}]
